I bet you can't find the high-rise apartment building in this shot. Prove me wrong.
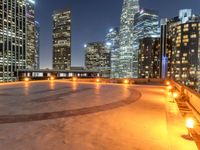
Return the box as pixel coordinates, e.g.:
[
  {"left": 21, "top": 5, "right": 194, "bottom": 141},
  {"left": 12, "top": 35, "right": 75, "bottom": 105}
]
[
  {"left": 85, "top": 42, "right": 110, "bottom": 77},
  {"left": 105, "top": 28, "right": 119, "bottom": 78},
  {"left": 118, "top": 0, "right": 139, "bottom": 78},
  {"left": 35, "top": 21, "right": 40, "bottom": 69},
  {"left": 0, "top": 0, "right": 38, "bottom": 82},
  {"left": 162, "top": 9, "right": 200, "bottom": 91},
  {"left": 138, "top": 37, "right": 161, "bottom": 78},
  {"left": 53, "top": 9, "right": 71, "bottom": 70}
]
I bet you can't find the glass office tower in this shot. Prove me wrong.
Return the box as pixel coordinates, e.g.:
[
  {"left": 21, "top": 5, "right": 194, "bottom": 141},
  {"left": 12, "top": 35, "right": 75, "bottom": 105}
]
[
  {"left": 53, "top": 9, "right": 71, "bottom": 70},
  {"left": 26, "top": 0, "right": 37, "bottom": 69},
  {"left": 0, "top": 0, "right": 37, "bottom": 82},
  {"left": 133, "top": 9, "right": 160, "bottom": 78},
  {"left": 85, "top": 42, "right": 110, "bottom": 77},
  {"left": 105, "top": 28, "right": 119, "bottom": 78},
  {"left": 118, "top": 0, "right": 139, "bottom": 78}
]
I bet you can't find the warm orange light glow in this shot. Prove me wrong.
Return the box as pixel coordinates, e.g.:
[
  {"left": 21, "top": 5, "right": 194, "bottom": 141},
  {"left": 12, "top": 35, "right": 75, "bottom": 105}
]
[
  {"left": 24, "top": 77, "right": 30, "bottom": 82},
  {"left": 72, "top": 77, "right": 77, "bottom": 82},
  {"left": 50, "top": 77, "right": 55, "bottom": 80},
  {"left": 96, "top": 78, "right": 100, "bottom": 83},
  {"left": 124, "top": 79, "right": 129, "bottom": 84},
  {"left": 166, "top": 81, "right": 170, "bottom": 86},
  {"left": 173, "top": 92, "right": 179, "bottom": 99},
  {"left": 168, "top": 85, "right": 172, "bottom": 90},
  {"left": 186, "top": 118, "right": 195, "bottom": 129}
]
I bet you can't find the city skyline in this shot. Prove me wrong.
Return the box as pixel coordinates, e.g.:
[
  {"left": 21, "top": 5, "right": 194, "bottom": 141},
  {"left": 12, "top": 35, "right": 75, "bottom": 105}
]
[{"left": 36, "top": 0, "right": 200, "bottom": 69}]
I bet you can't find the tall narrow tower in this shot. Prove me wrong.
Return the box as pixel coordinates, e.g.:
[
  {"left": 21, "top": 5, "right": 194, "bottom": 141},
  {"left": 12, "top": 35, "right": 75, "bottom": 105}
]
[
  {"left": 53, "top": 9, "right": 71, "bottom": 70},
  {"left": 118, "top": 0, "right": 139, "bottom": 78}
]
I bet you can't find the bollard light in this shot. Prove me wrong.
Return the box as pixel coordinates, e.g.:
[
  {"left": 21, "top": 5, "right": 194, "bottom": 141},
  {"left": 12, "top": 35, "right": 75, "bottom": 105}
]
[
  {"left": 172, "top": 92, "right": 179, "bottom": 99},
  {"left": 186, "top": 118, "right": 195, "bottom": 129},
  {"left": 168, "top": 85, "right": 172, "bottom": 90},
  {"left": 166, "top": 81, "right": 170, "bottom": 86},
  {"left": 72, "top": 77, "right": 77, "bottom": 82},
  {"left": 96, "top": 78, "right": 100, "bottom": 83},
  {"left": 50, "top": 76, "right": 55, "bottom": 81},
  {"left": 124, "top": 79, "right": 129, "bottom": 84},
  {"left": 24, "top": 77, "right": 30, "bottom": 82}
]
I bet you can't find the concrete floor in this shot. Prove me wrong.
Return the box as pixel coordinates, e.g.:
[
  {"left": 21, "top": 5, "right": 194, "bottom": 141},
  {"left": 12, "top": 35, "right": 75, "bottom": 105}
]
[{"left": 0, "top": 80, "right": 198, "bottom": 150}]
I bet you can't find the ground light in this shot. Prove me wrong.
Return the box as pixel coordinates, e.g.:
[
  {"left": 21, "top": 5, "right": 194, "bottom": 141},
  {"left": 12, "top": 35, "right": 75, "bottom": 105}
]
[
  {"left": 186, "top": 118, "right": 195, "bottom": 137},
  {"left": 24, "top": 77, "right": 30, "bottom": 82},
  {"left": 172, "top": 92, "right": 179, "bottom": 99},
  {"left": 96, "top": 78, "right": 100, "bottom": 83},
  {"left": 166, "top": 81, "right": 170, "bottom": 86},
  {"left": 123, "top": 79, "right": 129, "bottom": 84},
  {"left": 168, "top": 85, "right": 172, "bottom": 90},
  {"left": 50, "top": 76, "right": 55, "bottom": 81},
  {"left": 72, "top": 77, "right": 77, "bottom": 82}
]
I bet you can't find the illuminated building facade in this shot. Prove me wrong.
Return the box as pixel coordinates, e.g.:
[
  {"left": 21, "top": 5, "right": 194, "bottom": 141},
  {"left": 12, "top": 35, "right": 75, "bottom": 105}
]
[
  {"left": 118, "top": 0, "right": 139, "bottom": 78},
  {"left": 105, "top": 28, "right": 119, "bottom": 78},
  {"left": 160, "top": 18, "right": 171, "bottom": 79},
  {"left": 0, "top": 0, "right": 37, "bottom": 82},
  {"left": 35, "top": 21, "right": 40, "bottom": 69},
  {"left": 133, "top": 9, "right": 160, "bottom": 78},
  {"left": 85, "top": 42, "right": 110, "bottom": 77},
  {"left": 138, "top": 37, "right": 161, "bottom": 78},
  {"left": 27, "top": 0, "right": 37, "bottom": 69},
  {"left": 164, "top": 9, "right": 200, "bottom": 91},
  {"left": 53, "top": 9, "right": 71, "bottom": 70}
]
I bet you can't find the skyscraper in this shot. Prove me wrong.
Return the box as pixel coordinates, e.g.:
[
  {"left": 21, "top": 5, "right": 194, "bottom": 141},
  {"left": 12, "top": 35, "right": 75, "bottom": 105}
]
[
  {"left": 118, "top": 0, "right": 139, "bottom": 78},
  {"left": 162, "top": 9, "right": 200, "bottom": 92},
  {"left": 138, "top": 37, "right": 161, "bottom": 78},
  {"left": 133, "top": 9, "right": 160, "bottom": 45},
  {"left": 0, "top": 0, "right": 37, "bottom": 82},
  {"left": 105, "top": 28, "right": 119, "bottom": 78},
  {"left": 133, "top": 9, "right": 160, "bottom": 78},
  {"left": 85, "top": 42, "right": 110, "bottom": 77},
  {"left": 53, "top": 9, "right": 71, "bottom": 70},
  {"left": 35, "top": 21, "right": 40, "bottom": 69},
  {"left": 27, "top": 0, "right": 37, "bottom": 69}
]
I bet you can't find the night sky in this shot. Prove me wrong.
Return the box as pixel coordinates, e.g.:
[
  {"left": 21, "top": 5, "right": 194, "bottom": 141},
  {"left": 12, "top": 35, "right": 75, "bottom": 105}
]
[{"left": 35, "top": 0, "right": 200, "bottom": 69}]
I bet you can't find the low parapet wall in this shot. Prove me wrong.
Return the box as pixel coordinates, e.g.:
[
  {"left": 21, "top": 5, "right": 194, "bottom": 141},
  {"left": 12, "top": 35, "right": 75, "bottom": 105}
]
[
  {"left": 70, "top": 78, "right": 165, "bottom": 84},
  {"left": 171, "top": 80, "right": 200, "bottom": 122}
]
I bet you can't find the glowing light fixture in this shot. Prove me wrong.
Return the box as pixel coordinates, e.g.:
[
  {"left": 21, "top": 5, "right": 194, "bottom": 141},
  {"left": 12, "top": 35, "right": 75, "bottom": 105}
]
[
  {"left": 72, "top": 77, "right": 77, "bottom": 82},
  {"left": 166, "top": 81, "right": 170, "bottom": 86},
  {"left": 168, "top": 85, "right": 172, "bottom": 90},
  {"left": 186, "top": 118, "right": 195, "bottom": 129},
  {"left": 96, "top": 78, "right": 100, "bottom": 83},
  {"left": 172, "top": 92, "right": 179, "bottom": 99},
  {"left": 124, "top": 79, "right": 129, "bottom": 84},
  {"left": 50, "top": 77, "right": 55, "bottom": 81},
  {"left": 24, "top": 77, "right": 30, "bottom": 82}
]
